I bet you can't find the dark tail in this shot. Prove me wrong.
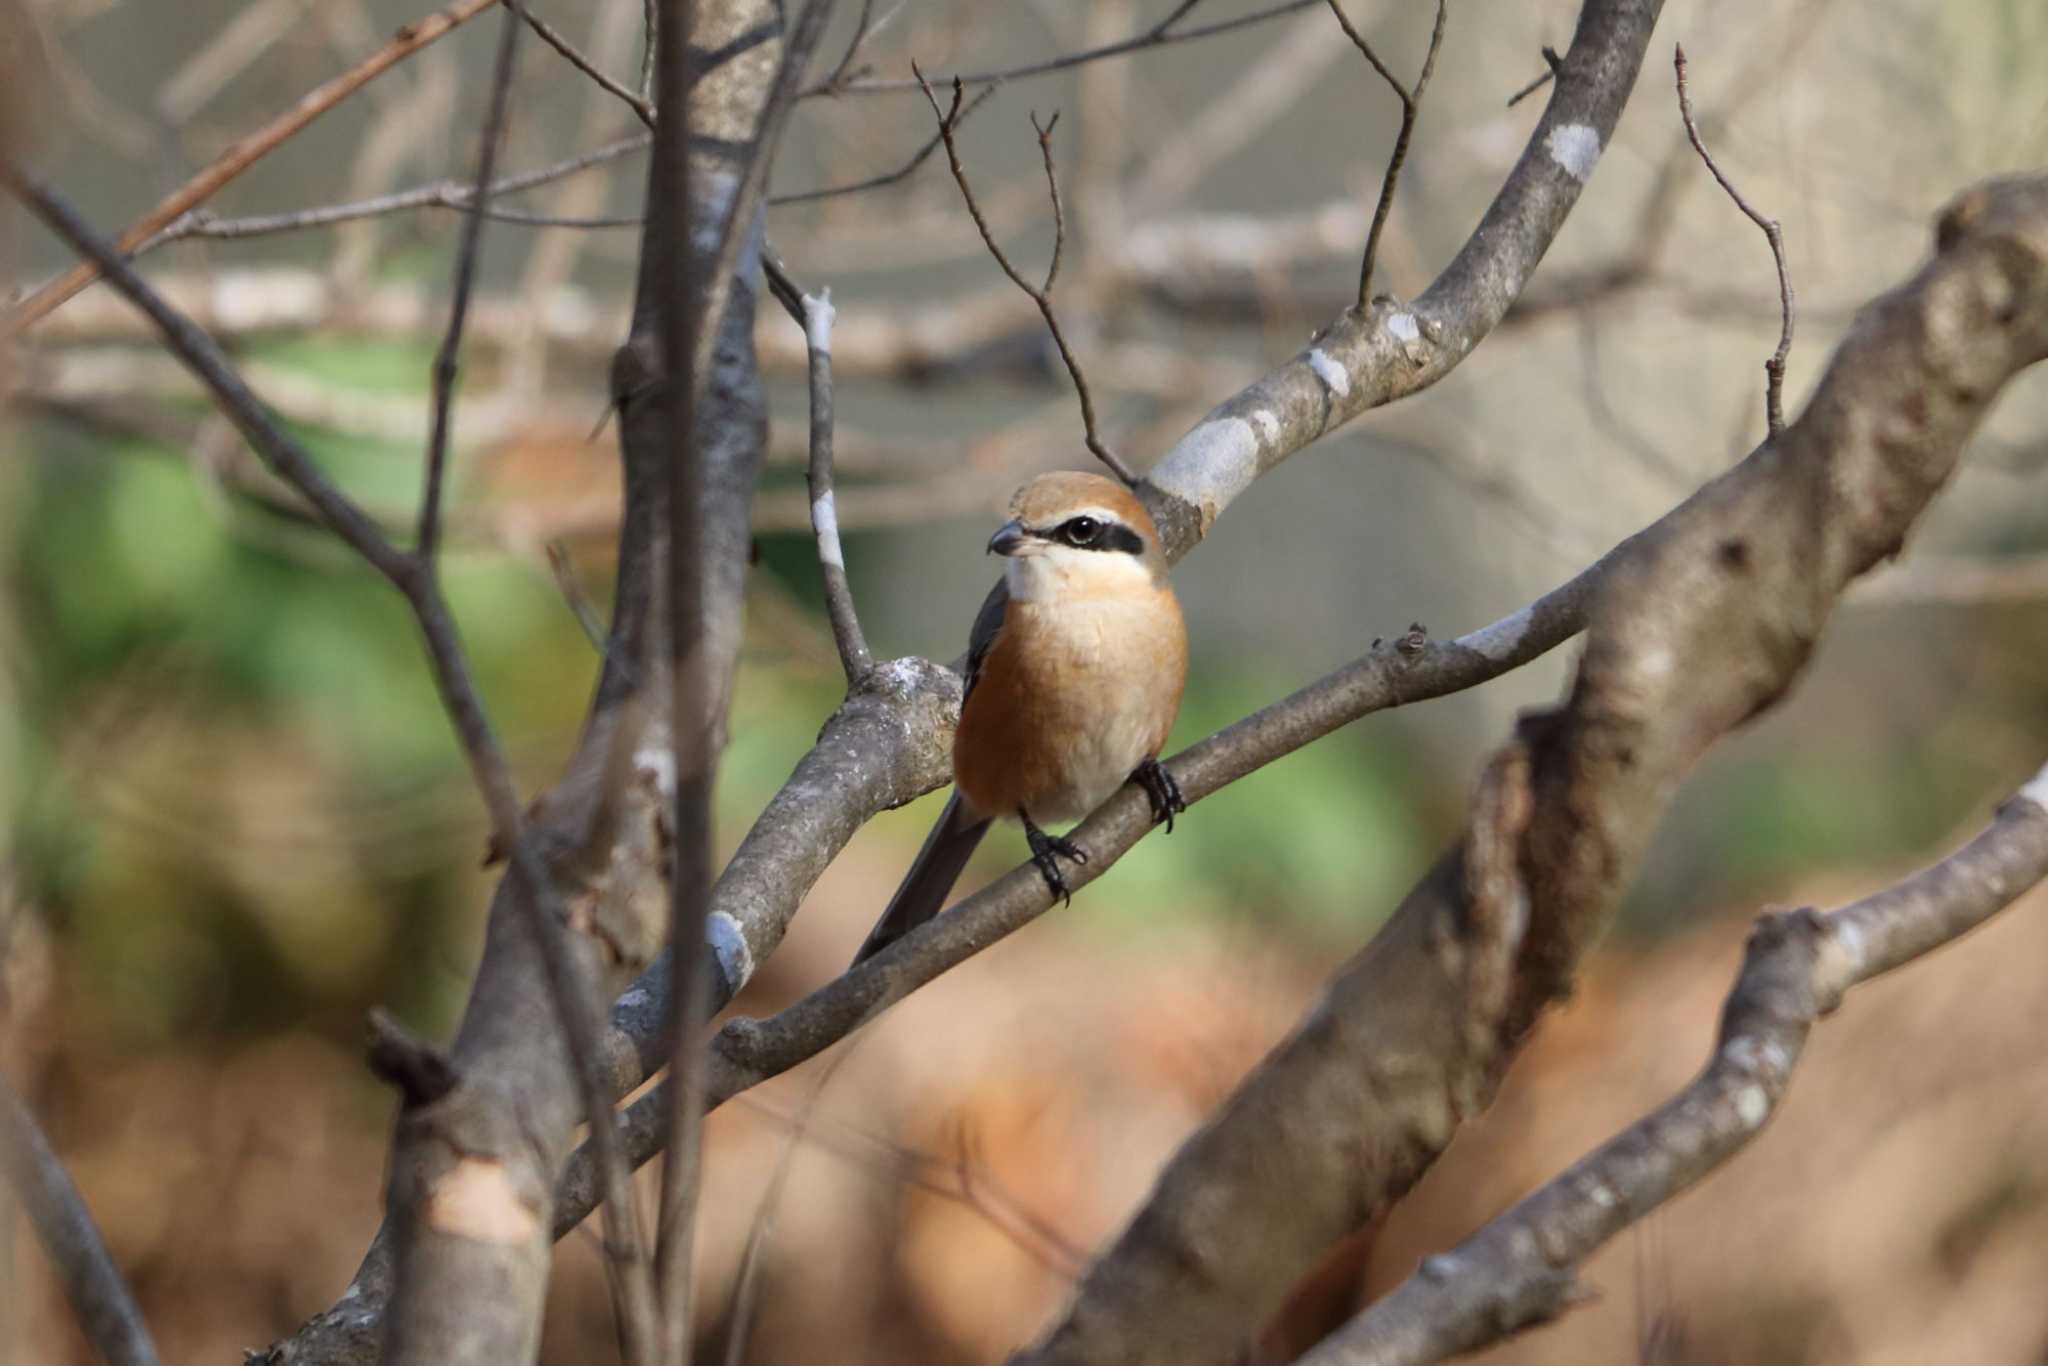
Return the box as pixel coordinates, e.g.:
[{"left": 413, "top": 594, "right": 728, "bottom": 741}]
[{"left": 853, "top": 794, "right": 990, "bottom": 965}]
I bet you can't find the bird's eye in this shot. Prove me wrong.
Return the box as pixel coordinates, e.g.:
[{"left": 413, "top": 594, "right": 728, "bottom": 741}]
[{"left": 1062, "top": 516, "right": 1100, "bottom": 546}]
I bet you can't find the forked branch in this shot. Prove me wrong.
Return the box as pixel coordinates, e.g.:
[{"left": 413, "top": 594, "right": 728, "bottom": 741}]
[
  {"left": 1675, "top": 42, "right": 1794, "bottom": 434},
  {"left": 1325, "top": 0, "right": 1449, "bottom": 307},
  {"left": 915, "top": 67, "right": 1139, "bottom": 486},
  {"left": 1301, "top": 763, "right": 2048, "bottom": 1364}
]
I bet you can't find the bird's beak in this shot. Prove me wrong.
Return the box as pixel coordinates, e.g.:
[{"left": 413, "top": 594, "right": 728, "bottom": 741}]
[{"left": 986, "top": 519, "right": 1028, "bottom": 556}]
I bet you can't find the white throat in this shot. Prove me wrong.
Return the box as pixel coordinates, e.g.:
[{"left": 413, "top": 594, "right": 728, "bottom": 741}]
[{"left": 1003, "top": 543, "right": 1151, "bottom": 602}]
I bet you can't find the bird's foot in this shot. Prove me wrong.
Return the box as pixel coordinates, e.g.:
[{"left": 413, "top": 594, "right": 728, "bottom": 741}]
[
  {"left": 1132, "top": 757, "right": 1186, "bottom": 833},
  {"left": 1023, "top": 816, "right": 1088, "bottom": 906}
]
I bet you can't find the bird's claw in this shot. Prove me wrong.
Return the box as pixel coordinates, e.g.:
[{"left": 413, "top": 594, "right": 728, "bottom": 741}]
[
  {"left": 1132, "top": 758, "right": 1186, "bottom": 833},
  {"left": 1024, "top": 823, "right": 1087, "bottom": 906}
]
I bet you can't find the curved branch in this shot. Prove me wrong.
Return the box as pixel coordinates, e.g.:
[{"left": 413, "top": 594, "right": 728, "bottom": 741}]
[
  {"left": 1302, "top": 763, "right": 2048, "bottom": 1365},
  {"left": 1014, "top": 172, "right": 2048, "bottom": 1366},
  {"left": 1139, "top": 0, "right": 1664, "bottom": 557},
  {"left": 552, "top": 557, "right": 1618, "bottom": 1233}
]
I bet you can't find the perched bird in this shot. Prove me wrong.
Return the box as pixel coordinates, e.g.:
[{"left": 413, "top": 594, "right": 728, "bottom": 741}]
[{"left": 853, "top": 470, "right": 1188, "bottom": 964}]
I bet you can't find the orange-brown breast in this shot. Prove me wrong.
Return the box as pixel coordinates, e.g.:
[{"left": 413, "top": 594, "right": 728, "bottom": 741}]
[{"left": 953, "top": 582, "right": 1186, "bottom": 826}]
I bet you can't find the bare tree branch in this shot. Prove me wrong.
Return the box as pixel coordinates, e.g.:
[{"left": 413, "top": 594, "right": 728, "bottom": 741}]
[
  {"left": 770, "top": 79, "right": 997, "bottom": 205},
  {"left": 1323, "top": 0, "right": 1448, "bottom": 307},
  {"left": 788, "top": 281, "right": 873, "bottom": 681},
  {"left": 1675, "top": 43, "right": 1794, "bottom": 435},
  {"left": 5, "top": 0, "right": 501, "bottom": 330},
  {"left": 272, "top": 0, "right": 1686, "bottom": 1352},
  {"left": 1137, "top": 0, "right": 1664, "bottom": 557},
  {"left": 6, "top": 157, "right": 659, "bottom": 1366},
  {"left": 838, "top": 0, "right": 1322, "bottom": 94},
  {"left": 804, "top": 0, "right": 879, "bottom": 96},
  {"left": 139, "top": 135, "right": 653, "bottom": 250},
  {"left": 0, "top": 1076, "right": 160, "bottom": 1366},
  {"left": 1301, "top": 761, "right": 2048, "bottom": 1365},
  {"left": 1507, "top": 46, "right": 1565, "bottom": 108},
  {"left": 1014, "top": 170, "right": 2048, "bottom": 1366},
  {"left": 418, "top": 6, "right": 521, "bottom": 562},
  {"left": 512, "top": 0, "right": 658, "bottom": 127},
  {"left": 655, "top": 1, "right": 837, "bottom": 1359},
  {"left": 544, "top": 0, "right": 1673, "bottom": 1178},
  {"left": 552, "top": 560, "right": 1617, "bottom": 1233},
  {"left": 916, "top": 71, "right": 1138, "bottom": 486}
]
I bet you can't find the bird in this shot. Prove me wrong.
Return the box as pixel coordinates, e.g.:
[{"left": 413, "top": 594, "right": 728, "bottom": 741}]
[{"left": 852, "top": 470, "right": 1188, "bottom": 965}]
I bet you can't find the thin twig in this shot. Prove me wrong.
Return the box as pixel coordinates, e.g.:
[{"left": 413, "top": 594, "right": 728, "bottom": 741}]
[
  {"left": 799, "top": 284, "right": 872, "bottom": 680},
  {"left": 1325, "top": 0, "right": 1448, "bottom": 308},
  {"left": 1675, "top": 43, "right": 1793, "bottom": 435},
  {"left": 511, "top": 0, "right": 657, "bottom": 127},
  {"left": 916, "top": 70, "right": 1138, "bottom": 486},
  {"left": 0, "top": 1077, "right": 160, "bottom": 1366},
  {"left": 769, "top": 80, "right": 998, "bottom": 204},
  {"left": 719, "top": 1044, "right": 863, "bottom": 1366},
  {"left": 5, "top": 0, "right": 500, "bottom": 330},
  {"left": 419, "top": 6, "right": 521, "bottom": 562},
  {"left": 834, "top": 0, "right": 1320, "bottom": 94},
  {"left": 546, "top": 541, "right": 612, "bottom": 651},
  {"left": 1506, "top": 45, "right": 1564, "bottom": 108},
  {"left": 809, "top": 0, "right": 876, "bottom": 95},
  {"left": 639, "top": 0, "right": 657, "bottom": 102},
  {"left": 138, "top": 135, "right": 652, "bottom": 250},
  {"left": 6, "top": 171, "right": 412, "bottom": 580},
  {"left": 1149, "top": 0, "right": 1206, "bottom": 39}
]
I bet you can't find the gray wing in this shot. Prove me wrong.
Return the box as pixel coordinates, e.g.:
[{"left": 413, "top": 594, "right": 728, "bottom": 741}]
[{"left": 961, "top": 580, "right": 1009, "bottom": 700}]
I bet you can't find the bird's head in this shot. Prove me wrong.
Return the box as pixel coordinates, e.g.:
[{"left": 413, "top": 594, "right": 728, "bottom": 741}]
[{"left": 987, "top": 470, "right": 1167, "bottom": 603}]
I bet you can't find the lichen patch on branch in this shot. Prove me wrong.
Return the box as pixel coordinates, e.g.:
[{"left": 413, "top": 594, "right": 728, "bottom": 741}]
[{"left": 1544, "top": 123, "right": 1603, "bottom": 182}]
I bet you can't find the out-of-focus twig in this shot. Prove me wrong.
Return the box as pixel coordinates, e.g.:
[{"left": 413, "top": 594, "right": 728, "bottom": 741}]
[
  {"left": 0, "top": 1076, "right": 160, "bottom": 1366},
  {"left": 546, "top": 541, "right": 612, "bottom": 651},
  {"left": 656, "top": 2, "right": 840, "bottom": 1357},
  {"left": 917, "top": 70, "right": 1138, "bottom": 486},
  {"left": 771, "top": 80, "right": 997, "bottom": 204},
  {"left": 419, "top": 6, "right": 520, "bottom": 562},
  {"left": 153, "top": 0, "right": 306, "bottom": 125},
  {"left": 1324, "top": 0, "right": 1449, "bottom": 307},
  {"left": 1675, "top": 42, "right": 1794, "bottom": 435},
  {"left": 137, "top": 135, "right": 652, "bottom": 251},
  {"left": 1506, "top": 45, "right": 1564, "bottom": 108},
  {"left": 5, "top": 0, "right": 500, "bottom": 330},
  {"left": 839, "top": 0, "right": 1321, "bottom": 94},
  {"left": 510, "top": 0, "right": 657, "bottom": 127}
]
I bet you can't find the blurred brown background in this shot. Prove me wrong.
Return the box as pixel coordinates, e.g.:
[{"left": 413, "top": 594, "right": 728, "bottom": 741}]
[{"left": 4, "top": 0, "right": 2047, "bottom": 1361}]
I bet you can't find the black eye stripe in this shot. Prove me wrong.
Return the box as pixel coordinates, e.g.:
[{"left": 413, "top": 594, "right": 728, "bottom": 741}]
[{"left": 1032, "top": 516, "right": 1145, "bottom": 554}]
